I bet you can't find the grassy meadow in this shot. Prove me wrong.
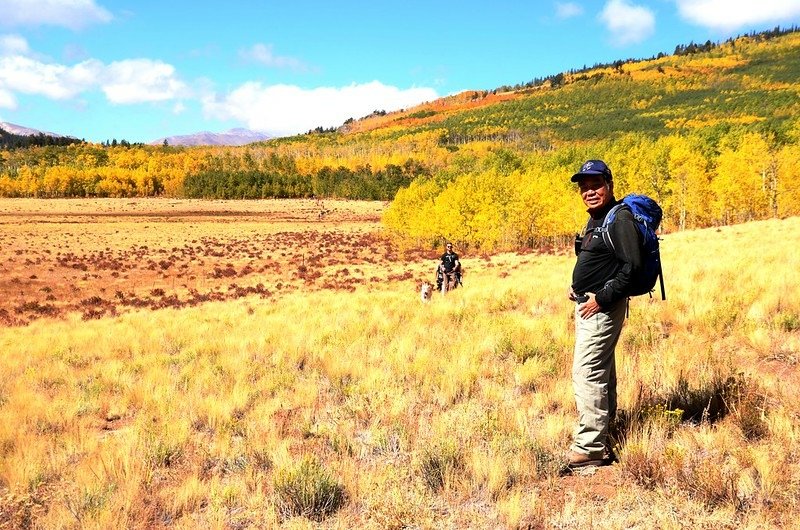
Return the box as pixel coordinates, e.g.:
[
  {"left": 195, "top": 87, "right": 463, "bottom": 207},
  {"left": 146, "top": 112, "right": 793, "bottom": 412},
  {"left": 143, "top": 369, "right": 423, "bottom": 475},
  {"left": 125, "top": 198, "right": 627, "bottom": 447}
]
[{"left": 1, "top": 200, "right": 799, "bottom": 529}]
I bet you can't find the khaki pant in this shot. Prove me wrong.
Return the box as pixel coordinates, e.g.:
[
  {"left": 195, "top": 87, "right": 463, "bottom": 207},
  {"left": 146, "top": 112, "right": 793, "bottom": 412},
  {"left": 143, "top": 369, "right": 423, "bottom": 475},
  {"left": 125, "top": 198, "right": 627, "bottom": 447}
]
[{"left": 571, "top": 298, "right": 626, "bottom": 457}]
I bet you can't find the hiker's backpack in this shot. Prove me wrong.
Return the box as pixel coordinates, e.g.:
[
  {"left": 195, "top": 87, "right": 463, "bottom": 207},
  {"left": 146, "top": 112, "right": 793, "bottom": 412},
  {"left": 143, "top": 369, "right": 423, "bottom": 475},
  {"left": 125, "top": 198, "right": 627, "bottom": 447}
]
[{"left": 598, "top": 194, "right": 666, "bottom": 300}]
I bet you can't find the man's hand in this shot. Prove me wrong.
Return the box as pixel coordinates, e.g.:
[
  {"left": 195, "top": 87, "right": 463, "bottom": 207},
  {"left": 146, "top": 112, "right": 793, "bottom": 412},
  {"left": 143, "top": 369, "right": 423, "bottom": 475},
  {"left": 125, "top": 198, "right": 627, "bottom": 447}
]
[
  {"left": 578, "top": 292, "right": 601, "bottom": 319},
  {"left": 568, "top": 287, "right": 577, "bottom": 301}
]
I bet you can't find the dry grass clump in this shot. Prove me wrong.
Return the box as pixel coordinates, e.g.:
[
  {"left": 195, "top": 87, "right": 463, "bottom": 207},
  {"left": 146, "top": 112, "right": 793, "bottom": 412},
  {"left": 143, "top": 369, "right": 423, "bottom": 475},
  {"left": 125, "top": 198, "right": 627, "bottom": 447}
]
[
  {"left": 418, "top": 439, "right": 465, "bottom": 492},
  {"left": 273, "top": 456, "right": 346, "bottom": 521},
  {"left": 621, "top": 420, "right": 797, "bottom": 520}
]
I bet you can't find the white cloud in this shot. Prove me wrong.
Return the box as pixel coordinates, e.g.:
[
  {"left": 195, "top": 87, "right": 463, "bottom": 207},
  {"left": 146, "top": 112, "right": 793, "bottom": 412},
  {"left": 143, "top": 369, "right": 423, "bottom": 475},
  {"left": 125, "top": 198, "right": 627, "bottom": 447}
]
[
  {"left": 0, "top": 87, "right": 15, "bottom": 108},
  {"left": 599, "top": 0, "right": 656, "bottom": 46},
  {"left": 203, "top": 81, "right": 438, "bottom": 136},
  {"left": 556, "top": 2, "right": 584, "bottom": 19},
  {"left": 0, "top": 0, "right": 112, "bottom": 30},
  {"left": 0, "top": 56, "right": 100, "bottom": 99},
  {"left": 675, "top": 0, "right": 800, "bottom": 31},
  {"left": 0, "top": 34, "right": 31, "bottom": 56},
  {"left": 0, "top": 53, "right": 186, "bottom": 105},
  {"left": 101, "top": 59, "right": 187, "bottom": 104},
  {"left": 239, "top": 44, "right": 311, "bottom": 72}
]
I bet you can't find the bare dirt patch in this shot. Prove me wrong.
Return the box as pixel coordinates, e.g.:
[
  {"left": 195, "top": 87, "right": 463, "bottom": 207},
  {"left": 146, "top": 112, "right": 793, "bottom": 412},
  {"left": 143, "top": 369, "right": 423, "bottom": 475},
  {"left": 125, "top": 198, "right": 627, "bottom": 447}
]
[{"left": 0, "top": 198, "right": 435, "bottom": 326}]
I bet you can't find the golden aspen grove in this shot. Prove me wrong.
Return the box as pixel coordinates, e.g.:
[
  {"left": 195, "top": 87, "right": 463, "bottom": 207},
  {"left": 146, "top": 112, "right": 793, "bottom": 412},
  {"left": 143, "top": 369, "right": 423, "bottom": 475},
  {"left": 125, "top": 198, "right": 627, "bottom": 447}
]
[{"left": 1, "top": 28, "right": 800, "bottom": 529}]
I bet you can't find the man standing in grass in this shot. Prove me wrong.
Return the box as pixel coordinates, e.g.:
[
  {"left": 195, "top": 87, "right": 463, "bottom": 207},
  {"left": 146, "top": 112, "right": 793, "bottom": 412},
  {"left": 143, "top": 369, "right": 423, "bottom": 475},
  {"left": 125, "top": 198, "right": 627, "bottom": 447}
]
[
  {"left": 566, "top": 160, "right": 642, "bottom": 472},
  {"left": 436, "top": 242, "right": 461, "bottom": 290}
]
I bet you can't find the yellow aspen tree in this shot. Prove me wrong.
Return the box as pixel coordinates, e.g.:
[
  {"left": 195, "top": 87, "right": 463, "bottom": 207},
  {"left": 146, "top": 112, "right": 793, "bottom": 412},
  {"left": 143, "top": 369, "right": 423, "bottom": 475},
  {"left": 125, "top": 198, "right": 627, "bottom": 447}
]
[
  {"left": 777, "top": 144, "right": 800, "bottom": 217},
  {"left": 0, "top": 173, "right": 17, "bottom": 196},
  {"left": 603, "top": 133, "right": 654, "bottom": 194},
  {"left": 134, "top": 167, "right": 156, "bottom": 196},
  {"left": 712, "top": 132, "right": 771, "bottom": 224},
  {"left": 507, "top": 167, "right": 545, "bottom": 247},
  {"left": 161, "top": 168, "right": 184, "bottom": 197},
  {"left": 617, "top": 137, "right": 655, "bottom": 195},
  {"left": 42, "top": 166, "right": 67, "bottom": 197},
  {"left": 434, "top": 180, "right": 474, "bottom": 247},
  {"left": 509, "top": 166, "right": 578, "bottom": 247},
  {"left": 383, "top": 178, "right": 442, "bottom": 247},
  {"left": 542, "top": 168, "right": 586, "bottom": 242},
  {"left": 17, "top": 165, "right": 41, "bottom": 197},
  {"left": 666, "top": 135, "right": 712, "bottom": 230},
  {"left": 461, "top": 169, "right": 515, "bottom": 250}
]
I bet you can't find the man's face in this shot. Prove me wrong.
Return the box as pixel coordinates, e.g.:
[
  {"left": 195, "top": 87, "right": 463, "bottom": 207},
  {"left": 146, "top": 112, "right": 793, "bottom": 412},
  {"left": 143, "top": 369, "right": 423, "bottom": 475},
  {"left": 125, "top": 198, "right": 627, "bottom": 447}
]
[
  {"left": 446, "top": 245, "right": 453, "bottom": 253},
  {"left": 577, "top": 175, "right": 612, "bottom": 211}
]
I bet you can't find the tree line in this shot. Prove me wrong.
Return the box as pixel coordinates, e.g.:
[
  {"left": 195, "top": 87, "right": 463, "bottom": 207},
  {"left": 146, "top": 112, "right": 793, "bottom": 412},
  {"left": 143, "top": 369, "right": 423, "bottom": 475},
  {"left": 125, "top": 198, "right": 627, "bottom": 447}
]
[
  {"left": 493, "top": 25, "right": 799, "bottom": 93},
  {"left": 0, "top": 143, "right": 431, "bottom": 200},
  {"left": 183, "top": 157, "right": 427, "bottom": 200},
  {"left": 383, "top": 130, "right": 800, "bottom": 251},
  {"left": 0, "top": 127, "right": 84, "bottom": 149}
]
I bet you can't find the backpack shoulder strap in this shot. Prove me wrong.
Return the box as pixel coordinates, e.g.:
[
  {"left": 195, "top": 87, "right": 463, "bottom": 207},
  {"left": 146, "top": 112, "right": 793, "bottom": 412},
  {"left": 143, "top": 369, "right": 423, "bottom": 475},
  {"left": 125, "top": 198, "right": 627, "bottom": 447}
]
[{"left": 596, "top": 203, "right": 627, "bottom": 252}]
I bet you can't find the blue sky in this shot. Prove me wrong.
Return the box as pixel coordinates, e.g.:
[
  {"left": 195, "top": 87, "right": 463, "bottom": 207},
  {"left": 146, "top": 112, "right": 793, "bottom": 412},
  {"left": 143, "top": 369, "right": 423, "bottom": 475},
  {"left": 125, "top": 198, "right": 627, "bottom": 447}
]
[{"left": 1, "top": 0, "right": 799, "bottom": 143}]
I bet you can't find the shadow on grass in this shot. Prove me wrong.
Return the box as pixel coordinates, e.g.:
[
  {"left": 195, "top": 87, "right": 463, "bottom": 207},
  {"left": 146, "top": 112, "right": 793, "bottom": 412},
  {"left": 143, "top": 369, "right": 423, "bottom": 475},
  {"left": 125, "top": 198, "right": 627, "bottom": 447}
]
[{"left": 610, "top": 372, "right": 768, "bottom": 448}]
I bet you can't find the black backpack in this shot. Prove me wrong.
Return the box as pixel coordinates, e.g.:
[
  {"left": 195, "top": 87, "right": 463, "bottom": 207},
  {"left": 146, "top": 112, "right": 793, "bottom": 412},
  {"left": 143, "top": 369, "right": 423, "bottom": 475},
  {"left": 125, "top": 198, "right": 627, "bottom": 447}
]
[{"left": 597, "top": 194, "right": 666, "bottom": 300}]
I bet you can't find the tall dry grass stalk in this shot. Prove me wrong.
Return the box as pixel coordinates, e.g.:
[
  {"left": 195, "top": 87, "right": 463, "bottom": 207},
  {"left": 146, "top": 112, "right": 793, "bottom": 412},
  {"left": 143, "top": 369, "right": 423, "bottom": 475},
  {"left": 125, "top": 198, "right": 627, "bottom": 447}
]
[{"left": 1, "top": 217, "right": 799, "bottom": 528}]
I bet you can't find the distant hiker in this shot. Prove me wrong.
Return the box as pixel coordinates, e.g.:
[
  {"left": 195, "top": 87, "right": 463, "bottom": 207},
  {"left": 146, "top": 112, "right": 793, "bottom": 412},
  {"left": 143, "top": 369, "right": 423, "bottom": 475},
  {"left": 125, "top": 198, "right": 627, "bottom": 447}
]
[
  {"left": 566, "top": 159, "right": 642, "bottom": 472},
  {"left": 436, "top": 242, "right": 462, "bottom": 291}
]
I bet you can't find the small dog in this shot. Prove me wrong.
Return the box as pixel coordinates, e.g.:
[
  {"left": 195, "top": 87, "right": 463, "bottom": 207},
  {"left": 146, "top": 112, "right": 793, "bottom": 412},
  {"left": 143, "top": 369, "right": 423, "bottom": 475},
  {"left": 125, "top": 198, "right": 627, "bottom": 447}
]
[{"left": 420, "top": 281, "right": 433, "bottom": 302}]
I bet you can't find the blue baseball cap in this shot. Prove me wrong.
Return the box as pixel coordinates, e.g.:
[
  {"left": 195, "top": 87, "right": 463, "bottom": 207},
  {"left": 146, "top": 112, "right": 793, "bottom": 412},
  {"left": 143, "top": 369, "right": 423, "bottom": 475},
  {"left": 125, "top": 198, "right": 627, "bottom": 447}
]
[{"left": 571, "top": 160, "right": 613, "bottom": 182}]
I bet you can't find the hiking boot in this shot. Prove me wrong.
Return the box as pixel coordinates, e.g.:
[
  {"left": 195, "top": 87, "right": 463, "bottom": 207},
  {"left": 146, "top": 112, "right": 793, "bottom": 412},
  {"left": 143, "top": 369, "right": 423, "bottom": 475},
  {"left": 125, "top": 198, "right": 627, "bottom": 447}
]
[
  {"left": 567, "top": 450, "right": 606, "bottom": 467},
  {"left": 560, "top": 450, "right": 606, "bottom": 475}
]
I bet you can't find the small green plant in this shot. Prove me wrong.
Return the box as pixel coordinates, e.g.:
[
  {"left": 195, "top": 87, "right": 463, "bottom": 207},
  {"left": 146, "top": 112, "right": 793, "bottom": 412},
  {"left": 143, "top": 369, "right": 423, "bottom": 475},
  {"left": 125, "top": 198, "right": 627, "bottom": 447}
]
[
  {"left": 374, "top": 427, "right": 404, "bottom": 456},
  {"left": 63, "top": 484, "right": 116, "bottom": 524},
  {"left": 530, "top": 442, "right": 563, "bottom": 479},
  {"left": 273, "top": 456, "right": 346, "bottom": 521},
  {"left": 495, "top": 333, "right": 556, "bottom": 365},
  {"left": 642, "top": 403, "right": 684, "bottom": 432},
  {"left": 649, "top": 374, "right": 729, "bottom": 424},
  {"left": 145, "top": 435, "right": 183, "bottom": 468}
]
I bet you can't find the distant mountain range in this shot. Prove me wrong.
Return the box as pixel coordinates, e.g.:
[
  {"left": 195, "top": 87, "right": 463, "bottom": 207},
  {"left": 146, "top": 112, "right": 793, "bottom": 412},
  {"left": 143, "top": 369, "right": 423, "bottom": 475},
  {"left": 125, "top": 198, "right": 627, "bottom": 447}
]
[
  {"left": 1, "top": 121, "right": 270, "bottom": 147},
  {"left": 0, "top": 121, "right": 69, "bottom": 138},
  {"left": 149, "top": 128, "right": 272, "bottom": 146}
]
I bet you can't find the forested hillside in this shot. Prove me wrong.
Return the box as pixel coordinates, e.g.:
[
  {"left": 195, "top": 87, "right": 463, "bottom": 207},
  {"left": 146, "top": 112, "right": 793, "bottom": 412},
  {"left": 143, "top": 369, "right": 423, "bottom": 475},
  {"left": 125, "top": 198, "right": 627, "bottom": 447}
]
[
  {"left": 2, "top": 28, "right": 799, "bottom": 250},
  {"left": 0, "top": 126, "right": 82, "bottom": 150}
]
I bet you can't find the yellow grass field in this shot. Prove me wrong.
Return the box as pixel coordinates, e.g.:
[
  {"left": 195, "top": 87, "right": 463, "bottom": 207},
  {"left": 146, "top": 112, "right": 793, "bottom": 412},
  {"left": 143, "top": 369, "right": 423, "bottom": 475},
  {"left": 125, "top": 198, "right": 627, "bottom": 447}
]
[{"left": 1, "top": 199, "right": 799, "bottom": 529}]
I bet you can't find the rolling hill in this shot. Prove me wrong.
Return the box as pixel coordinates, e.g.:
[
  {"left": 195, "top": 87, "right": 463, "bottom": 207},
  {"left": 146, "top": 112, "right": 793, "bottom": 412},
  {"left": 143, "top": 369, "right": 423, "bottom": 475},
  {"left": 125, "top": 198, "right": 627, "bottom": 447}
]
[{"left": 319, "top": 27, "right": 800, "bottom": 146}]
